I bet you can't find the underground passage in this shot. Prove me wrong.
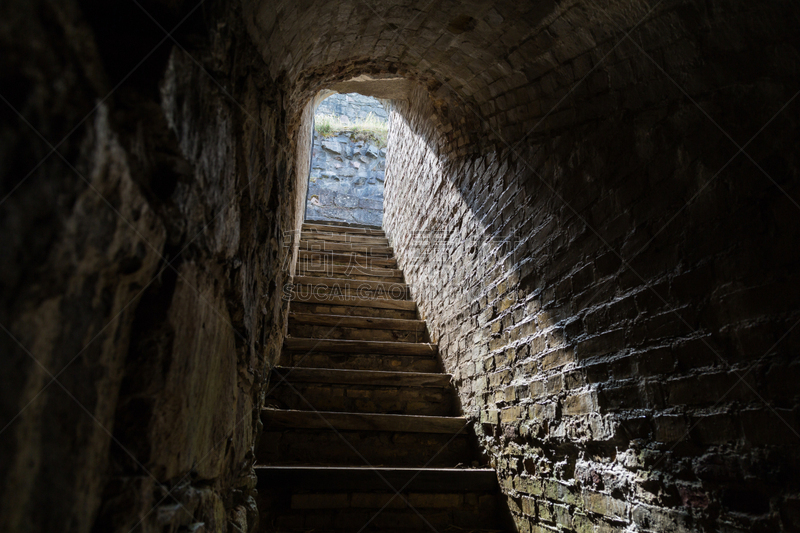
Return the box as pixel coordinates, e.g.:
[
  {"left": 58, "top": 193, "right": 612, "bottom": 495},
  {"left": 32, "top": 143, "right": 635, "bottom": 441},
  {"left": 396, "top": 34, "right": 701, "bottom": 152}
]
[{"left": 1, "top": 1, "right": 799, "bottom": 532}]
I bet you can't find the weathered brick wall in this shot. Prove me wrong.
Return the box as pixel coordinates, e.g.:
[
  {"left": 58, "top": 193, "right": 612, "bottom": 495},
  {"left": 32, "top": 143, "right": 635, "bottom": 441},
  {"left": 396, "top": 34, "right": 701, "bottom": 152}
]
[{"left": 383, "top": 4, "right": 800, "bottom": 530}]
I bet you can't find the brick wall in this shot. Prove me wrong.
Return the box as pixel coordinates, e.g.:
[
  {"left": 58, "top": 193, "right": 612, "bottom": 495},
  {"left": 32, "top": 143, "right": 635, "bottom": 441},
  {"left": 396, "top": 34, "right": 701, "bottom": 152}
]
[{"left": 383, "top": 4, "right": 800, "bottom": 530}]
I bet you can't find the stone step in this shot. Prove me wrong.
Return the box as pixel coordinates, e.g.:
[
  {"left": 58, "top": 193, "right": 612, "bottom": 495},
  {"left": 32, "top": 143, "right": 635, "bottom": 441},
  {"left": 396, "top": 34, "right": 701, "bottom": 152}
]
[
  {"left": 283, "top": 338, "right": 436, "bottom": 356},
  {"left": 262, "top": 408, "right": 467, "bottom": 433},
  {"left": 266, "top": 373, "right": 455, "bottom": 415},
  {"left": 280, "top": 351, "right": 439, "bottom": 373},
  {"left": 257, "top": 433, "right": 471, "bottom": 469},
  {"left": 289, "top": 312, "right": 424, "bottom": 332},
  {"left": 261, "top": 222, "right": 508, "bottom": 533},
  {"left": 293, "top": 276, "right": 409, "bottom": 295},
  {"left": 258, "top": 410, "right": 473, "bottom": 467},
  {"left": 290, "top": 292, "right": 417, "bottom": 311},
  {"left": 264, "top": 529, "right": 503, "bottom": 533},
  {"left": 264, "top": 509, "right": 505, "bottom": 533},
  {"left": 301, "top": 232, "right": 390, "bottom": 246},
  {"left": 256, "top": 466, "right": 499, "bottom": 492},
  {"left": 302, "top": 222, "right": 385, "bottom": 236},
  {"left": 298, "top": 249, "right": 397, "bottom": 268},
  {"left": 290, "top": 301, "right": 418, "bottom": 321},
  {"left": 273, "top": 367, "right": 450, "bottom": 387},
  {"left": 256, "top": 468, "right": 505, "bottom": 532},
  {"left": 261, "top": 528, "right": 506, "bottom": 533},
  {"left": 293, "top": 284, "right": 409, "bottom": 302},
  {"left": 299, "top": 240, "right": 393, "bottom": 256},
  {"left": 289, "top": 323, "right": 427, "bottom": 343},
  {"left": 295, "top": 261, "right": 403, "bottom": 280}
]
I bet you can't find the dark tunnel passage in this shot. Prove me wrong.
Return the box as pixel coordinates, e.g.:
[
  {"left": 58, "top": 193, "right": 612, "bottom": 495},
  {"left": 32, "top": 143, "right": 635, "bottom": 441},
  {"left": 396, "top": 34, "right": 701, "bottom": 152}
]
[{"left": 1, "top": 0, "right": 799, "bottom": 532}]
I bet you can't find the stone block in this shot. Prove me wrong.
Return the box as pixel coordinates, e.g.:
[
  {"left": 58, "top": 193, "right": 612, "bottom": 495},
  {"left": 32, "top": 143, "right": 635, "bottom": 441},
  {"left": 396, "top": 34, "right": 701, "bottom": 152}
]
[
  {"left": 322, "top": 139, "right": 343, "bottom": 153},
  {"left": 631, "top": 503, "right": 691, "bottom": 532},
  {"left": 501, "top": 405, "right": 523, "bottom": 423},
  {"left": 563, "top": 391, "right": 597, "bottom": 416},
  {"left": 358, "top": 197, "right": 383, "bottom": 210},
  {"left": 576, "top": 329, "right": 625, "bottom": 359},
  {"left": 653, "top": 414, "right": 688, "bottom": 443},
  {"left": 582, "top": 490, "right": 628, "bottom": 520},
  {"left": 542, "top": 348, "right": 574, "bottom": 370}
]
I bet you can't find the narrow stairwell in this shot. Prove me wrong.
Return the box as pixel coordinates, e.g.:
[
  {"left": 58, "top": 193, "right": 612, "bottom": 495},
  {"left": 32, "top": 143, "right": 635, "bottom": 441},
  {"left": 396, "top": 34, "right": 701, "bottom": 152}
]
[{"left": 255, "top": 221, "right": 509, "bottom": 532}]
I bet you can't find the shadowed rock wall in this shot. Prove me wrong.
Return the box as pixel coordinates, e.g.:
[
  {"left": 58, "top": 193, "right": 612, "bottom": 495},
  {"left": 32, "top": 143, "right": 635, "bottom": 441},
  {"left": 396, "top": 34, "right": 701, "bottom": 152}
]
[
  {"left": 0, "top": 1, "right": 305, "bottom": 532},
  {"left": 316, "top": 93, "right": 388, "bottom": 123}
]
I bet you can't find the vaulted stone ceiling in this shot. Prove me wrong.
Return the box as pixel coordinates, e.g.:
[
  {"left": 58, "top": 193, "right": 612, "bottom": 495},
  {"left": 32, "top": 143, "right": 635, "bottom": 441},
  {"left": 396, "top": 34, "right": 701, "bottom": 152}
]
[
  {"left": 243, "top": 0, "right": 616, "bottom": 135},
  {"left": 241, "top": 0, "right": 790, "bottom": 147}
]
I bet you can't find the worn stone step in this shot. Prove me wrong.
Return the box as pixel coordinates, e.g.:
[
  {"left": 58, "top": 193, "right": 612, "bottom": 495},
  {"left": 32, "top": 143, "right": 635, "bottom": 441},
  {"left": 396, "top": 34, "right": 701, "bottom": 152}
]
[
  {"left": 262, "top": 408, "right": 467, "bottom": 434},
  {"left": 263, "top": 225, "right": 508, "bottom": 533},
  {"left": 266, "top": 512, "right": 505, "bottom": 533},
  {"left": 258, "top": 478, "right": 505, "bottom": 532},
  {"left": 265, "top": 529, "right": 503, "bottom": 533},
  {"left": 283, "top": 338, "right": 436, "bottom": 356},
  {"left": 258, "top": 410, "right": 473, "bottom": 467},
  {"left": 256, "top": 466, "right": 499, "bottom": 492},
  {"left": 290, "top": 292, "right": 417, "bottom": 312},
  {"left": 281, "top": 351, "right": 439, "bottom": 373},
  {"left": 298, "top": 249, "right": 397, "bottom": 267},
  {"left": 293, "top": 276, "right": 409, "bottom": 295},
  {"left": 303, "top": 221, "right": 384, "bottom": 231},
  {"left": 289, "top": 323, "right": 427, "bottom": 343},
  {"left": 265, "top": 530, "right": 503, "bottom": 533},
  {"left": 266, "top": 376, "right": 455, "bottom": 415},
  {"left": 273, "top": 366, "right": 450, "bottom": 387},
  {"left": 299, "top": 240, "right": 394, "bottom": 256},
  {"left": 293, "top": 284, "right": 409, "bottom": 302},
  {"left": 289, "top": 312, "right": 424, "bottom": 332},
  {"left": 301, "top": 232, "right": 390, "bottom": 246},
  {"left": 257, "top": 428, "right": 471, "bottom": 467},
  {"left": 290, "top": 301, "right": 418, "bottom": 321},
  {"left": 295, "top": 261, "right": 403, "bottom": 280},
  {"left": 302, "top": 222, "right": 385, "bottom": 236}
]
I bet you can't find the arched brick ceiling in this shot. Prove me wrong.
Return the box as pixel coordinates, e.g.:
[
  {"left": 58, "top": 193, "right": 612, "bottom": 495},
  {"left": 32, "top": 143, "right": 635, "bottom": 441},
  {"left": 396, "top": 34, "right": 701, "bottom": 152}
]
[
  {"left": 241, "top": 0, "right": 659, "bottom": 139},
  {"left": 241, "top": 0, "right": 795, "bottom": 155}
]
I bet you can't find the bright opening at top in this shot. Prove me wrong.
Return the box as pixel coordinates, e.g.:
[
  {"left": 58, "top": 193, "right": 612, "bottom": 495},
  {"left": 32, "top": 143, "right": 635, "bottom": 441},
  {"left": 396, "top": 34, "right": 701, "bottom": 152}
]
[{"left": 304, "top": 93, "right": 390, "bottom": 227}]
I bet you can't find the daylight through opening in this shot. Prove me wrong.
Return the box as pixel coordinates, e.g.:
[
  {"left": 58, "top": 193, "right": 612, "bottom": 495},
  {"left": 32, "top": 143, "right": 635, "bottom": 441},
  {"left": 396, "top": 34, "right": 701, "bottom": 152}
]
[{"left": 304, "top": 93, "right": 390, "bottom": 227}]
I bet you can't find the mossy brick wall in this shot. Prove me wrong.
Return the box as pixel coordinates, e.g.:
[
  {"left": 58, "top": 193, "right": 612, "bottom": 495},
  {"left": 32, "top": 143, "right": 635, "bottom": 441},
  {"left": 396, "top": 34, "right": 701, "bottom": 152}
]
[{"left": 383, "top": 3, "right": 800, "bottom": 531}]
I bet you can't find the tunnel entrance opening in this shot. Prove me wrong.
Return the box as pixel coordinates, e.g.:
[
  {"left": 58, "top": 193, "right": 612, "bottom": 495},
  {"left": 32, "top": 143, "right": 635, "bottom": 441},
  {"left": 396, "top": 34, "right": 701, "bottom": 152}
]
[{"left": 304, "top": 93, "right": 390, "bottom": 228}]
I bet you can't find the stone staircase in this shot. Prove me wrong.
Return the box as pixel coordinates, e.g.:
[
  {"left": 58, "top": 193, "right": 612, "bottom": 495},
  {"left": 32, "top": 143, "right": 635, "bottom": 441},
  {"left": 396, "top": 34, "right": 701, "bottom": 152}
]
[{"left": 255, "top": 221, "right": 509, "bottom": 532}]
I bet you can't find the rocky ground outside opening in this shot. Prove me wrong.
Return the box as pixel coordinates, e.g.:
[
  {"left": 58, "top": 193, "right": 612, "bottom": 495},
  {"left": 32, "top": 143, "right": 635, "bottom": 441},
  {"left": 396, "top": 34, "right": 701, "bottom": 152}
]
[{"left": 305, "top": 93, "right": 389, "bottom": 226}]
